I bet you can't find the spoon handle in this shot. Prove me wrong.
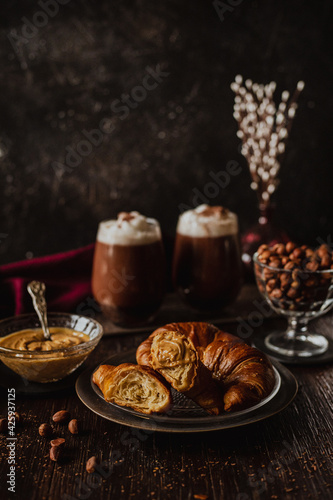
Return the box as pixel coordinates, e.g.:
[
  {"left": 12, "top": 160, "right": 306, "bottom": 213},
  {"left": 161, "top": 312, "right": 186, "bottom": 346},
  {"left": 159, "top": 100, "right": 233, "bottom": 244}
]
[{"left": 27, "top": 281, "right": 51, "bottom": 341}]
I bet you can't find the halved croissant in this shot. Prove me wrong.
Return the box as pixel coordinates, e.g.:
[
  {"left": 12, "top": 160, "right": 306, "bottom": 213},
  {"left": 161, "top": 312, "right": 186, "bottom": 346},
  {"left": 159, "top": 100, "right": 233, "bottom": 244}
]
[
  {"left": 137, "top": 322, "right": 275, "bottom": 412},
  {"left": 137, "top": 330, "right": 224, "bottom": 415},
  {"left": 92, "top": 363, "right": 172, "bottom": 414}
]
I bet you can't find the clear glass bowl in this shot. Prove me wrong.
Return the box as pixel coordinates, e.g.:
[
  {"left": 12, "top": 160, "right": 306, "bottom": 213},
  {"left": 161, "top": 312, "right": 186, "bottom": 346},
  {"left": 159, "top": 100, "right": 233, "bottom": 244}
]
[
  {"left": 253, "top": 253, "right": 333, "bottom": 357},
  {"left": 0, "top": 313, "right": 103, "bottom": 382}
]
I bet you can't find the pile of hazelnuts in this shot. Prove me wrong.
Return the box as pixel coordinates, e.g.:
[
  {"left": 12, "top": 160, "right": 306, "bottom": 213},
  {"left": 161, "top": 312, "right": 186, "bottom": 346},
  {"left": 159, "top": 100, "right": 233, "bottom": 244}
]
[{"left": 255, "top": 242, "right": 333, "bottom": 311}]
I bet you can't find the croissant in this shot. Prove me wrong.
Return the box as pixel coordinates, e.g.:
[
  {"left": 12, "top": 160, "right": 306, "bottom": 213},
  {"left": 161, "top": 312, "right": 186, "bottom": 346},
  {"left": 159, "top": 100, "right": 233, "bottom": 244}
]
[
  {"left": 137, "top": 322, "right": 275, "bottom": 412},
  {"left": 92, "top": 363, "right": 172, "bottom": 414},
  {"left": 137, "top": 329, "right": 224, "bottom": 414}
]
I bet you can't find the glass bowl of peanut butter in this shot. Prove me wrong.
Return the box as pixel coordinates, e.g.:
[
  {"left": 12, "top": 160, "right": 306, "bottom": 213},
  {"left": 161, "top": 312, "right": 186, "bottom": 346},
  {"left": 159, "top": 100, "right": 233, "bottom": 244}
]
[{"left": 0, "top": 313, "right": 103, "bottom": 383}]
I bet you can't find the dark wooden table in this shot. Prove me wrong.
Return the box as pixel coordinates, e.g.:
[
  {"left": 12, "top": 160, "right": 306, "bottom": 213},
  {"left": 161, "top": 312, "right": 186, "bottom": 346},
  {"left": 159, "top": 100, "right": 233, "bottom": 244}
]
[{"left": 1, "top": 290, "right": 333, "bottom": 500}]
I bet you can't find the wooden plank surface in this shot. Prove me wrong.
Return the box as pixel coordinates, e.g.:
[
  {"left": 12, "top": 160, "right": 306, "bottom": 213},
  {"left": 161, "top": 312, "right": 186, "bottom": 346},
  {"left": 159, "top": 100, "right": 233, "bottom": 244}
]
[{"left": 1, "top": 308, "right": 333, "bottom": 500}]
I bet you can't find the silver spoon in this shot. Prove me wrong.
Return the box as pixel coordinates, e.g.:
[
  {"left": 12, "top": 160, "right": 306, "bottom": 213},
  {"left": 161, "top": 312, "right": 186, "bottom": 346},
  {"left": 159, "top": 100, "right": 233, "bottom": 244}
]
[{"left": 27, "top": 281, "right": 51, "bottom": 341}]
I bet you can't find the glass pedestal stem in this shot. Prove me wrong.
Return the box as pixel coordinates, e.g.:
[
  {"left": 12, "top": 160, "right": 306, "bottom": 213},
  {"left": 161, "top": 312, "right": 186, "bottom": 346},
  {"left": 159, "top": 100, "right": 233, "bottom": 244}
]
[{"left": 265, "top": 315, "right": 328, "bottom": 358}]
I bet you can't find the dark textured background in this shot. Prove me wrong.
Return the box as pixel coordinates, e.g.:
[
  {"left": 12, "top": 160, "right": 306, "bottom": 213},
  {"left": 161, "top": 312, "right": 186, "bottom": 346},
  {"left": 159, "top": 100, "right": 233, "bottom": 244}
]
[{"left": 0, "top": 0, "right": 333, "bottom": 264}]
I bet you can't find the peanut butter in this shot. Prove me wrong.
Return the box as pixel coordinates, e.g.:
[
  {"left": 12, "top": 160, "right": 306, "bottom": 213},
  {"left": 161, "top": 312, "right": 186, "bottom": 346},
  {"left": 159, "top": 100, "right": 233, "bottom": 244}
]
[
  {"left": 0, "top": 328, "right": 89, "bottom": 351},
  {"left": 151, "top": 331, "right": 197, "bottom": 368},
  {"left": 0, "top": 327, "right": 91, "bottom": 383}
]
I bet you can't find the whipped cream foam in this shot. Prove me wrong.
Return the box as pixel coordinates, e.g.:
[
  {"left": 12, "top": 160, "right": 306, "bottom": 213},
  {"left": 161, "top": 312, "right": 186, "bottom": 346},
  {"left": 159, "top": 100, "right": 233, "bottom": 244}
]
[
  {"left": 97, "top": 212, "right": 162, "bottom": 246},
  {"left": 177, "top": 204, "right": 238, "bottom": 237}
]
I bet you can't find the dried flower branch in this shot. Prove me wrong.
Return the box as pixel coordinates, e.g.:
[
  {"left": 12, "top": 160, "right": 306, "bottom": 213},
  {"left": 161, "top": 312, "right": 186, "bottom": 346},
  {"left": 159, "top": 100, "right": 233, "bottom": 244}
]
[{"left": 231, "top": 76, "right": 304, "bottom": 208}]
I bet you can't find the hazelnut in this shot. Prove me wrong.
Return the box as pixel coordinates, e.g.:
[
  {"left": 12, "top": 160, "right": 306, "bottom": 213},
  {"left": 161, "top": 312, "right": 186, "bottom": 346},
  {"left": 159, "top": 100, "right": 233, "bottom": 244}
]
[
  {"left": 266, "top": 278, "right": 279, "bottom": 291},
  {"left": 284, "top": 261, "right": 295, "bottom": 270},
  {"left": 258, "top": 244, "right": 269, "bottom": 255},
  {"left": 39, "top": 423, "right": 54, "bottom": 438},
  {"left": 304, "top": 278, "right": 317, "bottom": 288},
  {"left": 305, "top": 248, "right": 315, "bottom": 258},
  {"left": 50, "top": 445, "right": 62, "bottom": 462},
  {"left": 275, "top": 244, "right": 286, "bottom": 255},
  {"left": 306, "top": 260, "right": 319, "bottom": 272},
  {"left": 317, "top": 244, "right": 330, "bottom": 258},
  {"left": 291, "top": 248, "right": 304, "bottom": 260},
  {"left": 52, "top": 410, "right": 71, "bottom": 424},
  {"left": 68, "top": 419, "right": 80, "bottom": 435},
  {"left": 286, "top": 242, "right": 296, "bottom": 254},
  {"left": 269, "top": 258, "right": 281, "bottom": 269},
  {"left": 321, "top": 254, "right": 331, "bottom": 269},
  {"left": 50, "top": 438, "right": 66, "bottom": 448},
  {"left": 263, "top": 268, "right": 275, "bottom": 281},
  {"left": 0, "top": 418, "right": 8, "bottom": 433},
  {"left": 261, "top": 250, "right": 271, "bottom": 260},
  {"left": 287, "top": 288, "right": 299, "bottom": 299},
  {"left": 86, "top": 456, "right": 99, "bottom": 473},
  {"left": 15, "top": 412, "right": 22, "bottom": 425},
  {"left": 270, "top": 288, "right": 283, "bottom": 299}
]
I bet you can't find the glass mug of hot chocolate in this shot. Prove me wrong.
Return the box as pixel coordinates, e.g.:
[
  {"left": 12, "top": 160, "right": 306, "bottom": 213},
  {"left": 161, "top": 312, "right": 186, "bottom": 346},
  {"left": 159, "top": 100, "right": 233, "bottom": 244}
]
[
  {"left": 172, "top": 205, "right": 242, "bottom": 311},
  {"left": 92, "top": 212, "right": 166, "bottom": 326}
]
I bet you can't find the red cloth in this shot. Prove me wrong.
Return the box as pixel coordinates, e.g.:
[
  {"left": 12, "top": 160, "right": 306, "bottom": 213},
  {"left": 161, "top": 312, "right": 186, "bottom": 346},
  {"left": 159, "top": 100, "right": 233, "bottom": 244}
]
[{"left": 0, "top": 244, "right": 95, "bottom": 318}]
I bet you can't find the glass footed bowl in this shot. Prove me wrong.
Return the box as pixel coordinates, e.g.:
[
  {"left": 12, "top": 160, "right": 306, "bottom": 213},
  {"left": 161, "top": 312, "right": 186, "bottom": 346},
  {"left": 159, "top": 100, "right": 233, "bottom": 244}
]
[
  {"left": 0, "top": 313, "right": 103, "bottom": 382},
  {"left": 253, "top": 253, "right": 333, "bottom": 358}
]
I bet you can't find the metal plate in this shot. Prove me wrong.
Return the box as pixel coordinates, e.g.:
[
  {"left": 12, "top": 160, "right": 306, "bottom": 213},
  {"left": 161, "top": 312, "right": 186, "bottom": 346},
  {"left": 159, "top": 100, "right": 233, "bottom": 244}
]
[{"left": 75, "top": 349, "right": 298, "bottom": 433}]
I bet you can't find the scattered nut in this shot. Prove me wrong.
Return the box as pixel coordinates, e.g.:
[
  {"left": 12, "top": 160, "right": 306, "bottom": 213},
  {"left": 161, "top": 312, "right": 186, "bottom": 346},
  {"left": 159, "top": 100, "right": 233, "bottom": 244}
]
[
  {"left": 50, "top": 438, "right": 66, "bottom": 448},
  {"left": 39, "top": 423, "right": 54, "bottom": 437},
  {"left": 86, "top": 456, "right": 99, "bottom": 473},
  {"left": 0, "top": 418, "right": 8, "bottom": 433},
  {"left": 52, "top": 410, "right": 71, "bottom": 424},
  {"left": 15, "top": 412, "right": 22, "bottom": 425},
  {"left": 50, "top": 445, "right": 62, "bottom": 462},
  {"left": 68, "top": 419, "right": 80, "bottom": 435}
]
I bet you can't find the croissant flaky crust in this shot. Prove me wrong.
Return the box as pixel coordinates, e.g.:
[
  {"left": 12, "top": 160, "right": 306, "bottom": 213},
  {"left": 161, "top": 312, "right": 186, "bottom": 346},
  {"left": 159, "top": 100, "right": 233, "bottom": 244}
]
[
  {"left": 147, "top": 330, "right": 224, "bottom": 414},
  {"left": 136, "top": 322, "right": 275, "bottom": 412},
  {"left": 92, "top": 363, "right": 172, "bottom": 414}
]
